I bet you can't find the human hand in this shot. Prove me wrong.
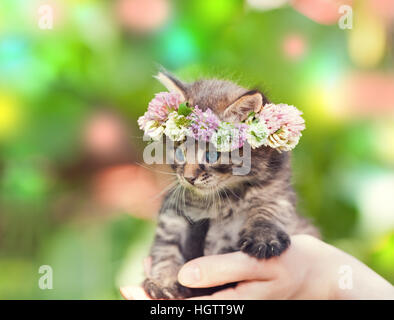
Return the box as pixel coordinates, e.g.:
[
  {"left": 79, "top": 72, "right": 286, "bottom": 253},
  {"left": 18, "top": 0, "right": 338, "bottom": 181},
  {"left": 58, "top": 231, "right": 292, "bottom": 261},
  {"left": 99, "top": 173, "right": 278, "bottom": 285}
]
[{"left": 120, "top": 235, "right": 394, "bottom": 300}]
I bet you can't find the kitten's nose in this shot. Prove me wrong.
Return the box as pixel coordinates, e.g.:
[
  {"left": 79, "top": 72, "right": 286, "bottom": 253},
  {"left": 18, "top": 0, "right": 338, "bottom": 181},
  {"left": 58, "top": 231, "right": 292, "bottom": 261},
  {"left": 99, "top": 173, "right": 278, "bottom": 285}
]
[
  {"left": 183, "top": 164, "right": 199, "bottom": 185},
  {"left": 184, "top": 176, "right": 196, "bottom": 185}
]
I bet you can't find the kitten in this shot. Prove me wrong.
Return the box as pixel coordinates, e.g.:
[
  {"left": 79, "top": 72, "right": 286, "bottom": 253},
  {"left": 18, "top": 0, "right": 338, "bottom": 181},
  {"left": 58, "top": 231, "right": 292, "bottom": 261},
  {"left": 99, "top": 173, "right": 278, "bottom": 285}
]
[{"left": 142, "top": 71, "right": 319, "bottom": 299}]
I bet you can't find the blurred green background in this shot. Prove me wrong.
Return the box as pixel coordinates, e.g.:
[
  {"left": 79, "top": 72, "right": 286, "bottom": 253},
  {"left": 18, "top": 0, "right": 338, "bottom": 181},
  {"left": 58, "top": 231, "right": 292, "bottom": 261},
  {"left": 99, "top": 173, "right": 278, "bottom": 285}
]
[{"left": 0, "top": 0, "right": 393, "bottom": 299}]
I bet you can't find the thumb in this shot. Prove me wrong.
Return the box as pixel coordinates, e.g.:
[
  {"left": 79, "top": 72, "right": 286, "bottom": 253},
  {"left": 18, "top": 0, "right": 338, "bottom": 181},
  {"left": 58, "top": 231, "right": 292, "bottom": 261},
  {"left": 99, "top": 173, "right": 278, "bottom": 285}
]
[{"left": 178, "top": 251, "right": 278, "bottom": 288}]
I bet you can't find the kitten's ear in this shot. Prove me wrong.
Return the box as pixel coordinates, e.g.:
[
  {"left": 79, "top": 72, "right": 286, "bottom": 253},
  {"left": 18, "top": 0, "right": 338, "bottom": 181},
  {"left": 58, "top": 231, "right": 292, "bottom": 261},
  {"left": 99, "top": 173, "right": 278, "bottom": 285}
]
[
  {"left": 223, "top": 90, "right": 264, "bottom": 122},
  {"left": 154, "top": 71, "right": 187, "bottom": 101}
]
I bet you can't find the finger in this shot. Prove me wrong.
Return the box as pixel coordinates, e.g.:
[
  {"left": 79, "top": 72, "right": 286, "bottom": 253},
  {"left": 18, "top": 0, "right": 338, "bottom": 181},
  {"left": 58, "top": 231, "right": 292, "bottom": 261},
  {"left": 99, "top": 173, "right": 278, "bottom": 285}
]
[
  {"left": 188, "top": 281, "right": 280, "bottom": 300},
  {"left": 178, "top": 251, "right": 280, "bottom": 288},
  {"left": 120, "top": 286, "right": 152, "bottom": 300},
  {"left": 143, "top": 256, "right": 152, "bottom": 277},
  {"left": 235, "top": 280, "right": 282, "bottom": 299}
]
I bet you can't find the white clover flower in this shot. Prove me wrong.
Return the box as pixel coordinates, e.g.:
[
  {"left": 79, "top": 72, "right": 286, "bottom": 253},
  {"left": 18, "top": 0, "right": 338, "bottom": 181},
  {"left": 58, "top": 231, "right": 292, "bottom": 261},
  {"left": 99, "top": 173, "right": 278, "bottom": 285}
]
[
  {"left": 266, "top": 127, "right": 301, "bottom": 152},
  {"left": 211, "top": 131, "right": 230, "bottom": 152},
  {"left": 211, "top": 123, "right": 230, "bottom": 152},
  {"left": 211, "top": 122, "right": 245, "bottom": 152},
  {"left": 144, "top": 120, "right": 164, "bottom": 141},
  {"left": 164, "top": 112, "right": 189, "bottom": 141},
  {"left": 246, "top": 121, "right": 268, "bottom": 149}
]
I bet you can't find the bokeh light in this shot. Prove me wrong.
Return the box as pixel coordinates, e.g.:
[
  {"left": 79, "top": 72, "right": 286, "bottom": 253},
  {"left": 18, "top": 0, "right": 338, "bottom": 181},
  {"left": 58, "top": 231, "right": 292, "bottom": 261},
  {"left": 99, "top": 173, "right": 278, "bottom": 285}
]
[
  {"left": 115, "top": 0, "right": 170, "bottom": 33},
  {"left": 92, "top": 164, "right": 162, "bottom": 219},
  {"left": 0, "top": 36, "right": 29, "bottom": 74},
  {"left": 374, "top": 122, "right": 394, "bottom": 165},
  {"left": 159, "top": 26, "right": 199, "bottom": 68},
  {"left": 247, "top": 0, "right": 289, "bottom": 11},
  {"left": 191, "top": 0, "right": 239, "bottom": 27},
  {"left": 84, "top": 111, "right": 127, "bottom": 158},
  {"left": 0, "top": 93, "right": 21, "bottom": 140},
  {"left": 358, "top": 173, "right": 394, "bottom": 235},
  {"left": 73, "top": 3, "right": 119, "bottom": 50},
  {"left": 368, "top": 232, "right": 394, "bottom": 283},
  {"left": 291, "top": 0, "right": 352, "bottom": 25},
  {"left": 323, "top": 72, "right": 394, "bottom": 120},
  {"left": 348, "top": 2, "right": 386, "bottom": 68},
  {"left": 282, "top": 33, "right": 308, "bottom": 61},
  {"left": 368, "top": 0, "right": 394, "bottom": 24}
]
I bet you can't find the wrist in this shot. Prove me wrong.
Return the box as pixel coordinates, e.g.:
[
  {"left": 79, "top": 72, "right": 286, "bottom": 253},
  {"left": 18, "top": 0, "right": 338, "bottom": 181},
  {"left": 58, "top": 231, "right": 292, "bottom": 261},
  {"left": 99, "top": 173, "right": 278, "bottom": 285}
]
[{"left": 327, "top": 246, "right": 394, "bottom": 300}]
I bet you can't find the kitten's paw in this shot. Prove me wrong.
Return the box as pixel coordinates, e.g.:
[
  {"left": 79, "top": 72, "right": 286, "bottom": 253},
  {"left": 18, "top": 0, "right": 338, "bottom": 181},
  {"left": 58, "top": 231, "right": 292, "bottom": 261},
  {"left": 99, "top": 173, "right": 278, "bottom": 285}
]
[
  {"left": 142, "top": 278, "right": 192, "bottom": 299},
  {"left": 238, "top": 227, "right": 290, "bottom": 259}
]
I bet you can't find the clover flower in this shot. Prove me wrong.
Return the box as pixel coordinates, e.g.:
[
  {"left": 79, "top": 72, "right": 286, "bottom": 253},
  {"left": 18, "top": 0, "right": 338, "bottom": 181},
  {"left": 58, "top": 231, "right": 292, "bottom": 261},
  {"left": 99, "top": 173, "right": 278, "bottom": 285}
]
[
  {"left": 188, "top": 106, "right": 220, "bottom": 142},
  {"left": 138, "top": 93, "right": 306, "bottom": 153},
  {"left": 137, "top": 114, "right": 149, "bottom": 131},
  {"left": 260, "top": 103, "right": 305, "bottom": 135},
  {"left": 163, "top": 112, "right": 190, "bottom": 141},
  {"left": 143, "top": 120, "right": 164, "bottom": 141},
  {"left": 246, "top": 121, "right": 269, "bottom": 149},
  {"left": 138, "top": 92, "right": 183, "bottom": 131},
  {"left": 259, "top": 103, "right": 305, "bottom": 151},
  {"left": 266, "top": 127, "right": 301, "bottom": 152},
  {"left": 211, "top": 122, "right": 248, "bottom": 152}
]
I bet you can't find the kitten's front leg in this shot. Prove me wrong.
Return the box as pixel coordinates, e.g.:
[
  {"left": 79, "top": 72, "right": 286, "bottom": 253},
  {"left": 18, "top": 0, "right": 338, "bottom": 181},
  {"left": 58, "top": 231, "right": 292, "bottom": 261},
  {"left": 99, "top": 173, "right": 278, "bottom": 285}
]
[
  {"left": 238, "top": 208, "right": 291, "bottom": 259},
  {"left": 143, "top": 210, "right": 192, "bottom": 299}
]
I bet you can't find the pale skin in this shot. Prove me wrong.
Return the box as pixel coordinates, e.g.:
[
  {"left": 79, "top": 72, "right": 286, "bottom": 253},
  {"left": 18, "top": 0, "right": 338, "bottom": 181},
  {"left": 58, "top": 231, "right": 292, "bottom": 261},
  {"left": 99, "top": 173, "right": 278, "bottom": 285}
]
[{"left": 120, "top": 235, "right": 394, "bottom": 300}]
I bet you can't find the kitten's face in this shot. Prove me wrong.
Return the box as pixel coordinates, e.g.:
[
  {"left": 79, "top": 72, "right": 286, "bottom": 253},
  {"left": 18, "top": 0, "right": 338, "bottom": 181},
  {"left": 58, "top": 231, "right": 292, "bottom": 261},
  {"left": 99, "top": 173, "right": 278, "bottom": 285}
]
[
  {"left": 157, "top": 71, "right": 285, "bottom": 194},
  {"left": 170, "top": 142, "right": 243, "bottom": 194}
]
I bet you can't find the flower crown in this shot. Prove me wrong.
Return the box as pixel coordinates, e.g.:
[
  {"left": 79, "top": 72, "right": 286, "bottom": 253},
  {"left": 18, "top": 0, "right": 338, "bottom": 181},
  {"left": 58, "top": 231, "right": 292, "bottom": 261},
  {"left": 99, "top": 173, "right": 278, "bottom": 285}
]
[{"left": 138, "top": 92, "right": 305, "bottom": 152}]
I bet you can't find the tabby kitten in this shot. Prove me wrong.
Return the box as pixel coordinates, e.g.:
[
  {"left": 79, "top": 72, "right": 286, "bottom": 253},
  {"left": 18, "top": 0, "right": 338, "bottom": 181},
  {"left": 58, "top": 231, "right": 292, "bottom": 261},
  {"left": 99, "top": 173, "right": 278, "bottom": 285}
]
[{"left": 142, "top": 71, "right": 319, "bottom": 299}]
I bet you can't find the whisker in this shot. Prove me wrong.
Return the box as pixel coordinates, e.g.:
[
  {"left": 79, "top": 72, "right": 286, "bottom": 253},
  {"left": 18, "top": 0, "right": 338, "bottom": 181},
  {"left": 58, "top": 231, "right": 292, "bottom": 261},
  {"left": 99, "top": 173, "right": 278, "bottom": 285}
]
[
  {"left": 174, "top": 185, "right": 182, "bottom": 216},
  {"left": 181, "top": 185, "right": 186, "bottom": 213},
  {"left": 227, "top": 187, "right": 241, "bottom": 200},
  {"left": 222, "top": 188, "right": 231, "bottom": 206},
  {"left": 136, "top": 162, "right": 177, "bottom": 176},
  {"left": 215, "top": 188, "right": 221, "bottom": 218},
  {"left": 151, "top": 179, "right": 178, "bottom": 201}
]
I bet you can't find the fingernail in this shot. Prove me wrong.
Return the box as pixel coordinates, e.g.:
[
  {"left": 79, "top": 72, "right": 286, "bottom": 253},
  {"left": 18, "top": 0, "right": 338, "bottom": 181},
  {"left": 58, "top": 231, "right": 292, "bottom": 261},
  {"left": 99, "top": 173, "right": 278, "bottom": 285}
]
[{"left": 179, "top": 264, "right": 201, "bottom": 285}]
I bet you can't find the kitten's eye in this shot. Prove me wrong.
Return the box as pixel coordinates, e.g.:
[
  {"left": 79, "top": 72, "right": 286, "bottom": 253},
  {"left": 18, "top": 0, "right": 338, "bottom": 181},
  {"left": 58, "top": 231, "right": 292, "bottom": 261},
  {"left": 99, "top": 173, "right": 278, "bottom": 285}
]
[
  {"left": 175, "top": 148, "right": 185, "bottom": 163},
  {"left": 205, "top": 151, "right": 220, "bottom": 164}
]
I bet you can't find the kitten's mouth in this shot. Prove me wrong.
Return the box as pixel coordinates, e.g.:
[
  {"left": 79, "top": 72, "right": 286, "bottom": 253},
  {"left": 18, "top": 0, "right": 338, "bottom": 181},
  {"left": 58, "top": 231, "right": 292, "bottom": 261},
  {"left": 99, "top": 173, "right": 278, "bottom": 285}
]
[{"left": 178, "top": 177, "right": 215, "bottom": 193}]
